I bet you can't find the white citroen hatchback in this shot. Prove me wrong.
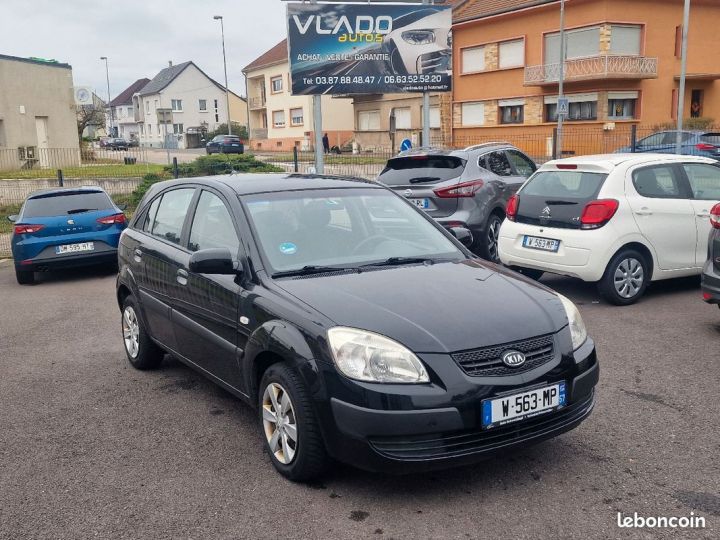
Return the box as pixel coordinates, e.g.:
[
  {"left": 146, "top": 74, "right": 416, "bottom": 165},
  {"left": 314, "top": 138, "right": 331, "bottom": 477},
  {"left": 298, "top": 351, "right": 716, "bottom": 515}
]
[{"left": 498, "top": 154, "right": 720, "bottom": 305}]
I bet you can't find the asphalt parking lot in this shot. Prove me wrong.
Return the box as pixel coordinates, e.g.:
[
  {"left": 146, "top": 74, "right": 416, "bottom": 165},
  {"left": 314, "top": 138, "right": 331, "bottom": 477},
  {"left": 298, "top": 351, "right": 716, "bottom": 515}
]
[{"left": 0, "top": 264, "right": 718, "bottom": 539}]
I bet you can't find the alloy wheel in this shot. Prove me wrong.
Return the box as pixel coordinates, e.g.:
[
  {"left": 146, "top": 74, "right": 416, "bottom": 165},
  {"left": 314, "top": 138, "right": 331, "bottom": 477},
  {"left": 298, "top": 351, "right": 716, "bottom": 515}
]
[
  {"left": 487, "top": 217, "right": 501, "bottom": 262},
  {"left": 262, "top": 382, "right": 298, "bottom": 464},
  {"left": 122, "top": 306, "right": 140, "bottom": 358},
  {"left": 614, "top": 257, "right": 644, "bottom": 299}
]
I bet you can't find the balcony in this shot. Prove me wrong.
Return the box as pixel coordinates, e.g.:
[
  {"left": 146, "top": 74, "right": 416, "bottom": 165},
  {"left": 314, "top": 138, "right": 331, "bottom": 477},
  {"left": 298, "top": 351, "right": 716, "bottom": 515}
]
[
  {"left": 249, "top": 96, "right": 266, "bottom": 110},
  {"left": 251, "top": 128, "right": 268, "bottom": 140},
  {"left": 524, "top": 55, "right": 658, "bottom": 86}
]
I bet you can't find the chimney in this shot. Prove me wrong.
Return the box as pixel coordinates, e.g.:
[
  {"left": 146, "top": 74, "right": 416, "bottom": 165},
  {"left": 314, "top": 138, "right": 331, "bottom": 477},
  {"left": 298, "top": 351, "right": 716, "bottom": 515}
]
[{"left": 168, "top": 60, "right": 173, "bottom": 67}]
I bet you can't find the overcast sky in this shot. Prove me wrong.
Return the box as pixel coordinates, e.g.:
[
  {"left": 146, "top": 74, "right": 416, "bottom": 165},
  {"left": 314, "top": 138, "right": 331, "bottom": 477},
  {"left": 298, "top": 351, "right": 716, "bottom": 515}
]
[{"left": 0, "top": 0, "right": 289, "bottom": 100}]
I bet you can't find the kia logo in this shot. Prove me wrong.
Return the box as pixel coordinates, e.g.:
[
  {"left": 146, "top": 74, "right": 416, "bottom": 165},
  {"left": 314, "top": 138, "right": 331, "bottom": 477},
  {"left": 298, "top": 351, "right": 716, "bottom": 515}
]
[{"left": 502, "top": 350, "right": 526, "bottom": 368}]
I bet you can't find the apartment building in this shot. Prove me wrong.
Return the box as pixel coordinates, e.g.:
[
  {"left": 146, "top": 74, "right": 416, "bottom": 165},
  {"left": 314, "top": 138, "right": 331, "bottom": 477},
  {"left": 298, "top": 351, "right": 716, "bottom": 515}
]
[
  {"left": 0, "top": 54, "right": 80, "bottom": 168},
  {"left": 243, "top": 40, "right": 354, "bottom": 151},
  {"left": 132, "top": 61, "right": 247, "bottom": 149},
  {"left": 450, "top": 0, "right": 720, "bottom": 154}
]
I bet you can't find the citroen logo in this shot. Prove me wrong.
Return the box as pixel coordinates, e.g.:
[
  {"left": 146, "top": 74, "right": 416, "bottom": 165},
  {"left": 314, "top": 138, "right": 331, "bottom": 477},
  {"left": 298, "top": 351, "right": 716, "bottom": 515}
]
[
  {"left": 541, "top": 206, "right": 551, "bottom": 216},
  {"left": 501, "top": 350, "right": 526, "bottom": 368}
]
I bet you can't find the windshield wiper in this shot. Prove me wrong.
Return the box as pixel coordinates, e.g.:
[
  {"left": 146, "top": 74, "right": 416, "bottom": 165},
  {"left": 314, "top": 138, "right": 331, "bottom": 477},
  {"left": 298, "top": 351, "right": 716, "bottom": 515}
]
[
  {"left": 67, "top": 208, "right": 98, "bottom": 214},
  {"left": 409, "top": 176, "right": 441, "bottom": 184},
  {"left": 272, "top": 265, "right": 360, "bottom": 278},
  {"left": 360, "top": 256, "right": 442, "bottom": 268}
]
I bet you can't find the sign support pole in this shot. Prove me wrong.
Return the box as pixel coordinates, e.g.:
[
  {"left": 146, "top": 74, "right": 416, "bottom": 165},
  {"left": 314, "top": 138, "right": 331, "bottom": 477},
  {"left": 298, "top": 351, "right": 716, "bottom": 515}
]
[
  {"left": 422, "top": 0, "right": 430, "bottom": 148},
  {"left": 310, "top": 0, "right": 324, "bottom": 174},
  {"left": 556, "top": 0, "right": 566, "bottom": 159},
  {"left": 676, "top": 0, "right": 691, "bottom": 154}
]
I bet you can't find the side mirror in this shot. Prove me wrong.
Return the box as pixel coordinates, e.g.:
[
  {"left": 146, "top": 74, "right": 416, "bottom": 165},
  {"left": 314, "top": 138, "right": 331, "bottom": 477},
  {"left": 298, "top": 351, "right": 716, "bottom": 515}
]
[
  {"left": 449, "top": 226, "right": 473, "bottom": 248},
  {"left": 189, "top": 248, "right": 238, "bottom": 275},
  {"left": 7, "top": 215, "right": 18, "bottom": 222}
]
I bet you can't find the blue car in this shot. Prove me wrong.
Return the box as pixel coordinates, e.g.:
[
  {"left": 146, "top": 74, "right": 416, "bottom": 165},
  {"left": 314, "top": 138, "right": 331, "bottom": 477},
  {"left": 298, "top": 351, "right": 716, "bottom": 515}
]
[
  {"left": 617, "top": 130, "right": 720, "bottom": 159},
  {"left": 9, "top": 187, "right": 127, "bottom": 284}
]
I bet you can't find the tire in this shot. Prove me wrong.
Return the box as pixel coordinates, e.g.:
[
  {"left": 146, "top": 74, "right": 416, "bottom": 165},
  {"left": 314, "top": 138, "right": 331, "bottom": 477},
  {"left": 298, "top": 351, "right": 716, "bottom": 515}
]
[
  {"left": 121, "top": 295, "right": 164, "bottom": 370},
  {"left": 15, "top": 268, "right": 35, "bottom": 285},
  {"left": 512, "top": 267, "right": 544, "bottom": 281},
  {"left": 258, "top": 363, "right": 327, "bottom": 482},
  {"left": 479, "top": 213, "right": 504, "bottom": 263},
  {"left": 597, "top": 249, "right": 649, "bottom": 306}
]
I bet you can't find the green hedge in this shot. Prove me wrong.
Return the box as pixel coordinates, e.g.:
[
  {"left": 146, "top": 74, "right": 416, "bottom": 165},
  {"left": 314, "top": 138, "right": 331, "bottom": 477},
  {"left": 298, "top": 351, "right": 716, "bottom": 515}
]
[{"left": 165, "top": 154, "right": 283, "bottom": 178}]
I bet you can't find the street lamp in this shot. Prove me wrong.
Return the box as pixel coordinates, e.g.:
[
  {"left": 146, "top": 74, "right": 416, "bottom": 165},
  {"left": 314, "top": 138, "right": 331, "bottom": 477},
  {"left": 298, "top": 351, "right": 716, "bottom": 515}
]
[
  {"left": 100, "top": 56, "right": 114, "bottom": 137},
  {"left": 213, "top": 15, "right": 232, "bottom": 136}
]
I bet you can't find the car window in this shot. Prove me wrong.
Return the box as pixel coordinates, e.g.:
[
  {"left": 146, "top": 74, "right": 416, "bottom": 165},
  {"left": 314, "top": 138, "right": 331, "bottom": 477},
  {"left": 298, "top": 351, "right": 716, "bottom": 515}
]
[
  {"left": 505, "top": 150, "right": 536, "bottom": 178},
  {"left": 638, "top": 133, "right": 665, "bottom": 147},
  {"left": 683, "top": 163, "right": 720, "bottom": 200},
  {"left": 188, "top": 191, "right": 239, "bottom": 253},
  {"left": 522, "top": 171, "right": 606, "bottom": 199},
  {"left": 632, "top": 166, "right": 684, "bottom": 199},
  {"left": 378, "top": 155, "right": 466, "bottom": 185},
  {"left": 150, "top": 188, "right": 196, "bottom": 245},
  {"left": 142, "top": 196, "right": 161, "bottom": 233},
  {"left": 484, "top": 151, "right": 513, "bottom": 177},
  {"left": 700, "top": 133, "right": 720, "bottom": 144},
  {"left": 22, "top": 192, "right": 113, "bottom": 218},
  {"left": 661, "top": 132, "right": 692, "bottom": 144}
]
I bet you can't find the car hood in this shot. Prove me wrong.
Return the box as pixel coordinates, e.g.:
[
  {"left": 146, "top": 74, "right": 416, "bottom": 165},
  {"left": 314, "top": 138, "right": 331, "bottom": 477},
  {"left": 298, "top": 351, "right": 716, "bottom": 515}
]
[{"left": 273, "top": 260, "right": 568, "bottom": 353}]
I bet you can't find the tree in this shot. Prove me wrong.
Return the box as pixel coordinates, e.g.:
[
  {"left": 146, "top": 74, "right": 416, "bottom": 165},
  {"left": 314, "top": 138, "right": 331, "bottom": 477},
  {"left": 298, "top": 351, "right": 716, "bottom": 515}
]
[
  {"left": 76, "top": 105, "right": 107, "bottom": 139},
  {"left": 205, "top": 122, "right": 248, "bottom": 141}
]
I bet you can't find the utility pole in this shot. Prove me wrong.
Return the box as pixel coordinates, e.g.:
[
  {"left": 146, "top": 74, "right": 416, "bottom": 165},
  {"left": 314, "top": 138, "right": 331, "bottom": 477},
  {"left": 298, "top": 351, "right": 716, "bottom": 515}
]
[
  {"left": 676, "top": 0, "right": 691, "bottom": 154},
  {"left": 421, "top": 0, "right": 431, "bottom": 149},
  {"left": 310, "top": 0, "right": 324, "bottom": 173},
  {"left": 100, "top": 56, "right": 114, "bottom": 137},
  {"left": 555, "top": 0, "right": 566, "bottom": 159},
  {"left": 214, "top": 15, "right": 232, "bottom": 136}
]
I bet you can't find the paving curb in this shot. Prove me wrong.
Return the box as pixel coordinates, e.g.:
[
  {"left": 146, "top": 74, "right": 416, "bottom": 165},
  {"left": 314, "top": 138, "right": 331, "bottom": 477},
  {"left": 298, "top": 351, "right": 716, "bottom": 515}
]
[{"left": 0, "top": 258, "right": 13, "bottom": 268}]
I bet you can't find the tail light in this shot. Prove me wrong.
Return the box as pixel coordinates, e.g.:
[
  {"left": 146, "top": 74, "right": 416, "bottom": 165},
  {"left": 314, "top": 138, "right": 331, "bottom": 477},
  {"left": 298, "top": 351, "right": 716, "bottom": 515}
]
[
  {"left": 97, "top": 213, "right": 127, "bottom": 225},
  {"left": 580, "top": 199, "right": 619, "bottom": 229},
  {"left": 506, "top": 195, "right": 519, "bottom": 221},
  {"left": 696, "top": 143, "right": 716, "bottom": 151},
  {"left": 14, "top": 224, "right": 45, "bottom": 235},
  {"left": 710, "top": 203, "right": 720, "bottom": 229},
  {"left": 433, "top": 180, "right": 484, "bottom": 198}
]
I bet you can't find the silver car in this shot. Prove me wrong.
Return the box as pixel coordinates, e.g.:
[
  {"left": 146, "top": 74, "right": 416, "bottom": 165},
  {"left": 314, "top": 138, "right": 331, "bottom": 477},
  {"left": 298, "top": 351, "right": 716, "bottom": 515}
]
[{"left": 377, "top": 143, "right": 537, "bottom": 262}]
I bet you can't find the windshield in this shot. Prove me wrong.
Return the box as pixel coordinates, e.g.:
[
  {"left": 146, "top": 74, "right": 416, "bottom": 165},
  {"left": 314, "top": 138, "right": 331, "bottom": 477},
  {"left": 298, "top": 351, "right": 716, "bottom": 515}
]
[
  {"left": 23, "top": 192, "right": 113, "bottom": 218},
  {"left": 242, "top": 188, "right": 465, "bottom": 274}
]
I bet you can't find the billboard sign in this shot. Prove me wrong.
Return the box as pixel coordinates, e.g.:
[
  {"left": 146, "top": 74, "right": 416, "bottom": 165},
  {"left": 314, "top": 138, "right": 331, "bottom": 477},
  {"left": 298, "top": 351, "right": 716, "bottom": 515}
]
[{"left": 287, "top": 2, "right": 452, "bottom": 95}]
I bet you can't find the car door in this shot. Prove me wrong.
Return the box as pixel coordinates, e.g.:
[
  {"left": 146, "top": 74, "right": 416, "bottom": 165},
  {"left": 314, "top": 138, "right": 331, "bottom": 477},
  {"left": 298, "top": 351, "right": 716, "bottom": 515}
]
[
  {"left": 625, "top": 164, "right": 697, "bottom": 271},
  {"left": 172, "top": 189, "right": 245, "bottom": 388},
  {"left": 680, "top": 162, "right": 720, "bottom": 266},
  {"left": 137, "top": 187, "right": 197, "bottom": 351}
]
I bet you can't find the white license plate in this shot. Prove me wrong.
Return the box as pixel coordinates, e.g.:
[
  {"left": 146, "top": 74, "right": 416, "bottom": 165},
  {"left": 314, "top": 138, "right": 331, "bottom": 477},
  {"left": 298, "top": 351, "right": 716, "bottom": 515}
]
[
  {"left": 523, "top": 235, "right": 560, "bottom": 252},
  {"left": 55, "top": 242, "right": 94, "bottom": 254},
  {"left": 481, "top": 382, "right": 566, "bottom": 429},
  {"left": 412, "top": 198, "right": 430, "bottom": 209}
]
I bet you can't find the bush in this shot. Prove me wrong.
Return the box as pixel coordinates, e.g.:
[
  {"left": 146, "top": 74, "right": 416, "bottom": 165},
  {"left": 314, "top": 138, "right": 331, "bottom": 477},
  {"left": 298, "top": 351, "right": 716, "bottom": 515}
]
[
  {"left": 164, "top": 153, "right": 283, "bottom": 177},
  {"left": 130, "top": 172, "right": 171, "bottom": 206},
  {"left": 651, "top": 117, "right": 716, "bottom": 132}
]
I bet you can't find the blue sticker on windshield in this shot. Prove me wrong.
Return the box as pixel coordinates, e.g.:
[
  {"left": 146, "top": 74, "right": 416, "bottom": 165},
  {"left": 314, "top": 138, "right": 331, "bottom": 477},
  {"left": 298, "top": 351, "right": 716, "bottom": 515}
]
[{"left": 279, "top": 242, "right": 297, "bottom": 255}]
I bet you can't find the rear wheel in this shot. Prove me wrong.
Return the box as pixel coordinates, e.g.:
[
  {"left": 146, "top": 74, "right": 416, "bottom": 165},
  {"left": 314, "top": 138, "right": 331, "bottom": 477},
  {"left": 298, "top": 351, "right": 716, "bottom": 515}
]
[
  {"left": 479, "top": 213, "right": 503, "bottom": 263},
  {"left": 259, "top": 363, "right": 327, "bottom": 482},
  {"left": 15, "top": 268, "right": 35, "bottom": 285},
  {"left": 121, "top": 295, "right": 163, "bottom": 369},
  {"left": 597, "top": 249, "right": 649, "bottom": 305}
]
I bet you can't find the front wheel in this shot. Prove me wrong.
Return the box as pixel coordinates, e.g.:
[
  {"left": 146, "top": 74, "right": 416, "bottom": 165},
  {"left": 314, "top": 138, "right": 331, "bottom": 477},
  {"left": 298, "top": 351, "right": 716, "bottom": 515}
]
[
  {"left": 597, "top": 249, "right": 649, "bottom": 305},
  {"left": 259, "top": 363, "right": 327, "bottom": 482}
]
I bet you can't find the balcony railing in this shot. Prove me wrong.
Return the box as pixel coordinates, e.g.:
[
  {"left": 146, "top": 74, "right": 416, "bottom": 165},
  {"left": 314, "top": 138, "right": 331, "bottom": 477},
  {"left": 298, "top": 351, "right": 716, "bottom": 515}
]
[
  {"left": 249, "top": 96, "right": 266, "bottom": 110},
  {"left": 251, "top": 128, "right": 268, "bottom": 140},
  {"left": 524, "top": 55, "right": 658, "bottom": 86}
]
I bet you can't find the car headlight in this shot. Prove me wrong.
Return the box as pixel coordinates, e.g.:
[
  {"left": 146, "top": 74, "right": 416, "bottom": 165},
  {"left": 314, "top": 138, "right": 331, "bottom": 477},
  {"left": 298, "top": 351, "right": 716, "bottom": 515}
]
[
  {"left": 557, "top": 294, "right": 588, "bottom": 350},
  {"left": 402, "top": 30, "right": 436, "bottom": 45},
  {"left": 327, "top": 327, "right": 429, "bottom": 384}
]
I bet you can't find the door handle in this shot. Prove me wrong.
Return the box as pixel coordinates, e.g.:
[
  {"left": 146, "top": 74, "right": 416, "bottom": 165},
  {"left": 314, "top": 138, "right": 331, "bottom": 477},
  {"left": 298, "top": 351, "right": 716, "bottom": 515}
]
[
  {"left": 697, "top": 211, "right": 710, "bottom": 218},
  {"left": 133, "top": 248, "right": 142, "bottom": 262},
  {"left": 634, "top": 208, "right": 653, "bottom": 216},
  {"left": 176, "top": 268, "right": 188, "bottom": 286}
]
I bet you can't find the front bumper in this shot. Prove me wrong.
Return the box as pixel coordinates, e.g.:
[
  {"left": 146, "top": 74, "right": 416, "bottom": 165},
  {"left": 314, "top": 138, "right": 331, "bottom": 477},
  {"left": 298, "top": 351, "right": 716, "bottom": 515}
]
[
  {"left": 701, "top": 258, "right": 720, "bottom": 304},
  {"left": 316, "top": 335, "right": 599, "bottom": 473}
]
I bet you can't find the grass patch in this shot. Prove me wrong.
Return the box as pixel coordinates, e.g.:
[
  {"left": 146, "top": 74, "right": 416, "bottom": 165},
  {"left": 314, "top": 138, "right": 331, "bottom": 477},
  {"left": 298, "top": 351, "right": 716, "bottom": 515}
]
[{"left": 0, "top": 163, "right": 165, "bottom": 180}]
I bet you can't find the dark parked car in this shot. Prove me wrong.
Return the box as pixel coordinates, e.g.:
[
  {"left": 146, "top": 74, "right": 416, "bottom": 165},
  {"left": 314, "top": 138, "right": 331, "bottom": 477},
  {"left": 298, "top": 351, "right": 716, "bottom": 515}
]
[
  {"left": 107, "top": 138, "right": 129, "bottom": 151},
  {"left": 116, "top": 173, "right": 598, "bottom": 481},
  {"left": 206, "top": 135, "right": 244, "bottom": 154},
  {"left": 9, "top": 187, "right": 127, "bottom": 284},
  {"left": 377, "top": 143, "right": 537, "bottom": 262},
  {"left": 702, "top": 203, "right": 720, "bottom": 306},
  {"left": 617, "top": 130, "right": 720, "bottom": 160}
]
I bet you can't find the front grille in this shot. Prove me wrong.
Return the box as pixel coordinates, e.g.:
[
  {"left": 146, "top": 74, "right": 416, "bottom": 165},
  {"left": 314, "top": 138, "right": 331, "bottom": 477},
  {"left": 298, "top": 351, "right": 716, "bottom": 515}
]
[
  {"left": 417, "top": 51, "right": 450, "bottom": 74},
  {"left": 452, "top": 334, "right": 555, "bottom": 377},
  {"left": 369, "top": 393, "right": 594, "bottom": 461}
]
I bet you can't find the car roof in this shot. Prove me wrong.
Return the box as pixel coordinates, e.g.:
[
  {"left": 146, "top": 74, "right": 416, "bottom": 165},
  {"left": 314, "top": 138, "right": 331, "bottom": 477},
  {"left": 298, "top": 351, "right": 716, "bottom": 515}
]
[
  {"left": 395, "top": 143, "right": 516, "bottom": 159},
  {"left": 540, "top": 153, "right": 717, "bottom": 174},
  {"left": 149, "top": 173, "right": 380, "bottom": 196},
  {"left": 27, "top": 186, "right": 106, "bottom": 199}
]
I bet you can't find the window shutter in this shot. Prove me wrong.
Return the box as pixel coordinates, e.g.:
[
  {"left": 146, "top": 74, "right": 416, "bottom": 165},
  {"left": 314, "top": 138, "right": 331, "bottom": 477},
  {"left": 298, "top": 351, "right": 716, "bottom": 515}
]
[
  {"left": 462, "top": 46, "right": 485, "bottom": 73},
  {"left": 499, "top": 40, "right": 525, "bottom": 69},
  {"left": 462, "top": 102, "right": 485, "bottom": 126}
]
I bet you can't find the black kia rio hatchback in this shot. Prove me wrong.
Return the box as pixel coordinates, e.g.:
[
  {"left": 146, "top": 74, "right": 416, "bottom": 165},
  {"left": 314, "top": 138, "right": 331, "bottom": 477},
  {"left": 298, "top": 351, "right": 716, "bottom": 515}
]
[{"left": 116, "top": 173, "right": 598, "bottom": 481}]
